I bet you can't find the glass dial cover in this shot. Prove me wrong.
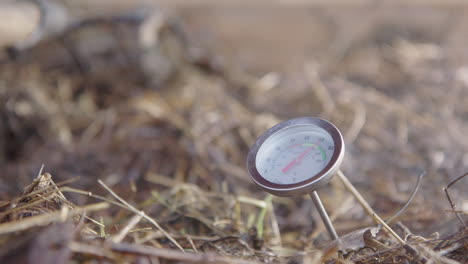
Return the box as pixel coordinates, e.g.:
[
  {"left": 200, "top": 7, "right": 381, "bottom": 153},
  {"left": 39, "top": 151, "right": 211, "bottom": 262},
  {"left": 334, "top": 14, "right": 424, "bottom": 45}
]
[{"left": 246, "top": 117, "right": 345, "bottom": 196}]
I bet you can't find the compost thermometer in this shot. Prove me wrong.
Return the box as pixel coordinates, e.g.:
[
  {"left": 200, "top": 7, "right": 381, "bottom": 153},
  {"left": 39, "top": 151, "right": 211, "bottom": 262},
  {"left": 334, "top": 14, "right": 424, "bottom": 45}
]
[{"left": 246, "top": 117, "right": 344, "bottom": 241}]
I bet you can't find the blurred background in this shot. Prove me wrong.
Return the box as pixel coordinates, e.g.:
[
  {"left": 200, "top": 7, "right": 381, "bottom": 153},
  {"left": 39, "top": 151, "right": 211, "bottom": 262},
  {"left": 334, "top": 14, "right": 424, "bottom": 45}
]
[{"left": 0, "top": 0, "right": 467, "bottom": 262}]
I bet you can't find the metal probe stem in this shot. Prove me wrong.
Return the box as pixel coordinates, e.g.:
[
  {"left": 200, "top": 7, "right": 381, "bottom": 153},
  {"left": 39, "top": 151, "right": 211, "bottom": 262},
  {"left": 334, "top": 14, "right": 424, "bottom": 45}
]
[{"left": 309, "top": 191, "right": 339, "bottom": 241}]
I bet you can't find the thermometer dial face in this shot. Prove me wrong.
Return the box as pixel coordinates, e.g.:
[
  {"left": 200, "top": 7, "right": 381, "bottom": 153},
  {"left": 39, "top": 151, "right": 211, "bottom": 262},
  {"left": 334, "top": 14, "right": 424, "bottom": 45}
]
[{"left": 247, "top": 117, "right": 344, "bottom": 197}]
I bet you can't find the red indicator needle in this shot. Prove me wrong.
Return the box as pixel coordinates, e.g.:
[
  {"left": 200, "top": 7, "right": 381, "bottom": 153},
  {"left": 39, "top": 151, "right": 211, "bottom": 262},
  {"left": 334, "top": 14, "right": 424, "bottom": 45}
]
[{"left": 281, "top": 146, "right": 315, "bottom": 173}]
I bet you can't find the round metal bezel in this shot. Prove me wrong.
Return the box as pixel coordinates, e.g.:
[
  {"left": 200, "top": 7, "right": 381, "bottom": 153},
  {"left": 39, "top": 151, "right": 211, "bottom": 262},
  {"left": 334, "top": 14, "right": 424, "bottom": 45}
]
[{"left": 246, "top": 117, "right": 345, "bottom": 197}]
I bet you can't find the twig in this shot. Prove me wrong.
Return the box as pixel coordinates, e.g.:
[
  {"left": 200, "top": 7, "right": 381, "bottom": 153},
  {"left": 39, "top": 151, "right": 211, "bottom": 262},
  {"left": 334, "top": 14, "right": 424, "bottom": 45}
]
[
  {"left": 111, "top": 214, "right": 143, "bottom": 243},
  {"left": 186, "top": 235, "right": 198, "bottom": 253},
  {"left": 444, "top": 172, "right": 467, "bottom": 227},
  {"left": 305, "top": 62, "right": 335, "bottom": 114},
  {"left": 145, "top": 172, "right": 177, "bottom": 187},
  {"left": 345, "top": 102, "right": 366, "bottom": 143},
  {"left": 69, "top": 241, "right": 115, "bottom": 259},
  {"left": 336, "top": 170, "right": 405, "bottom": 244},
  {"left": 97, "top": 180, "right": 185, "bottom": 252},
  {"left": 60, "top": 186, "right": 129, "bottom": 209},
  {"left": 36, "top": 164, "right": 45, "bottom": 178},
  {"left": 0, "top": 202, "right": 109, "bottom": 235},
  {"left": 84, "top": 215, "right": 105, "bottom": 228},
  {"left": 445, "top": 210, "right": 468, "bottom": 214},
  {"left": 237, "top": 196, "right": 268, "bottom": 208},
  {"left": 107, "top": 242, "right": 258, "bottom": 264},
  {"left": 267, "top": 198, "right": 282, "bottom": 247},
  {"left": 386, "top": 171, "right": 425, "bottom": 224},
  {"left": 99, "top": 216, "right": 106, "bottom": 237}
]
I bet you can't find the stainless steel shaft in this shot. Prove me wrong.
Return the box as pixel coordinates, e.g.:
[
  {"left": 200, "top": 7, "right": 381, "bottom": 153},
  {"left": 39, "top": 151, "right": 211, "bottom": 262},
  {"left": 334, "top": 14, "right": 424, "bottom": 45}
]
[{"left": 309, "top": 191, "right": 339, "bottom": 241}]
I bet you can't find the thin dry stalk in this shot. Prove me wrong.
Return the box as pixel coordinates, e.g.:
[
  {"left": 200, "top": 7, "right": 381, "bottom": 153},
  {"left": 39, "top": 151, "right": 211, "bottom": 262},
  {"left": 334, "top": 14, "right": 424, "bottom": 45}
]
[
  {"left": 186, "top": 235, "right": 198, "bottom": 253},
  {"left": 267, "top": 198, "right": 282, "bottom": 247},
  {"left": 345, "top": 102, "right": 366, "bottom": 143},
  {"left": 68, "top": 241, "right": 116, "bottom": 259},
  {"left": 386, "top": 171, "right": 424, "bottom": 224},
  {"left": 444, "top": 172, "right": 467, "bottom": 227},
  {"left": 108, "top": 242, "right": 259, "bottom": 264},
  {"left": 336, "top": 170, "right": 405, "bottom": 245},
  {"left": 305, "top": 62, "right": 335, "bottom": 114},
  {"left": 97, "top": 180, "right": 185, "bottom": 252},
  {"left": 111, "top": 214, "right": 143, "bottom": 243}
]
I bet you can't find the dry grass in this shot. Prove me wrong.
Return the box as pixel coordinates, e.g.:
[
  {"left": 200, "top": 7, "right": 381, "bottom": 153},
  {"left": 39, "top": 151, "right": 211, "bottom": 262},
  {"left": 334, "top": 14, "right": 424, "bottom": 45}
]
[{"left": 0, "top": 4, "right": 467, "bottom": 264}]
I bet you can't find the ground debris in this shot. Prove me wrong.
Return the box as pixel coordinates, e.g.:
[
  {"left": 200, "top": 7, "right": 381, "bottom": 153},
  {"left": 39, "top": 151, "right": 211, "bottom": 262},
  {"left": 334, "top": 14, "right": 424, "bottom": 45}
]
[
  {"left": 0, "top": 2, "right": 467, "bottom": 264},
  {"left": 0, "top": 173, "right": 75, "bottom": 223}
]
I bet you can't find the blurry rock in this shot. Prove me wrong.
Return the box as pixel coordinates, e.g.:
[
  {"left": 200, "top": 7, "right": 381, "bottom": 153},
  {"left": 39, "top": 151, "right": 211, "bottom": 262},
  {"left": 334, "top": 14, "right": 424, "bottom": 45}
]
[
  {"left": 0, "top": 1, "right": 41, "bottom": 49},
  {"left": 0, "top": 0, "right": 71, "bottom": 52},
  {"left": 138, "top": 11, "right": 187, "bottom": 87}
]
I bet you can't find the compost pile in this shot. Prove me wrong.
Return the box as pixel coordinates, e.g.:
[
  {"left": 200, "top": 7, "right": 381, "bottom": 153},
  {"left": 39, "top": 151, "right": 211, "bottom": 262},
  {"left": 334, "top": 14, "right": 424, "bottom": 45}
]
[{"left": 0, "top": 3, "right": 466, "bottom": 264}]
